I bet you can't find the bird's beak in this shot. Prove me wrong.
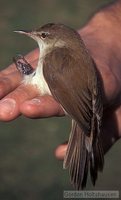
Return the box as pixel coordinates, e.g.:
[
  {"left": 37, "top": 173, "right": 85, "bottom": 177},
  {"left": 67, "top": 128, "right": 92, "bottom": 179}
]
[
  {"left": 14, "top": 30, "right": 32, "bottom": 36},
  {"left": 14, "top": 30, "right": 37, "bottom": 40}
]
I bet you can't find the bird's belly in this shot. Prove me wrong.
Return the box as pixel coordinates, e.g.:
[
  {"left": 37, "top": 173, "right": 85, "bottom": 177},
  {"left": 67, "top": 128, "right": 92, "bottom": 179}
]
[{"left": 23, "top": 63, "right": 51, "bottom": 96}]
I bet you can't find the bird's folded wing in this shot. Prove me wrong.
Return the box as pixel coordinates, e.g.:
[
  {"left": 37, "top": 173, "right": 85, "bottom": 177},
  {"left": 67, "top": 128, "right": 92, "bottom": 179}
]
[{"left": 43, "top": 47, "right": 101, "bottom": 136}]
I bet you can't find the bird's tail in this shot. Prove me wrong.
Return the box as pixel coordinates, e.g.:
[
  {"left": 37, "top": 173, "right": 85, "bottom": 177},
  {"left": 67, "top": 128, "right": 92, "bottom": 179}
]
[{"left": 63, "top": 120, "right": 104, "bottom": 190}]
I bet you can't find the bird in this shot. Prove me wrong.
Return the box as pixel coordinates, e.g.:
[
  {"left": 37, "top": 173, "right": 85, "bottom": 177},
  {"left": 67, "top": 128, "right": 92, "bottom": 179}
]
[{"left": 13, "top": 23, "right": 104, "bottom": 190}]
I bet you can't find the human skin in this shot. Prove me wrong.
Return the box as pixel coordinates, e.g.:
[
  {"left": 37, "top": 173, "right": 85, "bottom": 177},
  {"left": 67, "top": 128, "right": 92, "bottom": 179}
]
[{"left": 0, "top": 0, "right": 121, "bottom": 160}]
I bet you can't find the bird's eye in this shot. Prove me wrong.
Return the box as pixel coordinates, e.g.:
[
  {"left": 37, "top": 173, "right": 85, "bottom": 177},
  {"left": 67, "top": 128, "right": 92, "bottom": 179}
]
[{"left": 41, "top": 32, "right": 48, "bottom": 39}]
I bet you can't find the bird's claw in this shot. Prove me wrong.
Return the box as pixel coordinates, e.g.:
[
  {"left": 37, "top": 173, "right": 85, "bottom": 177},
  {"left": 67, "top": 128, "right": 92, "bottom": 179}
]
[{"left": 13, "top": 54, "right": 34, "bottom": 75}]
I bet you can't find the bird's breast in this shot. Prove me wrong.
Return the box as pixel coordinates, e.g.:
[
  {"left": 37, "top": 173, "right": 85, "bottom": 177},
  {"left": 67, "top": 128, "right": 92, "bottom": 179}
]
[{"left": 23, "top": 60, "right": 51, "bottom": 96}]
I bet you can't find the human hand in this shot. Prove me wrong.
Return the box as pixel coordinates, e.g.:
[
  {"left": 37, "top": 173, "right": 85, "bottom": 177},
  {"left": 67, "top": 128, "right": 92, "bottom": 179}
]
[{"left": 0, "top": 48, "right": 64, "bottom": 122}]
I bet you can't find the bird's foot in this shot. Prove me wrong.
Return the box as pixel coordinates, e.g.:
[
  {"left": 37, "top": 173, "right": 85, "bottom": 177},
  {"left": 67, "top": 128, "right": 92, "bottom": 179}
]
[{"left": 13, "top": 54, "right": 34, "bottom": 75}]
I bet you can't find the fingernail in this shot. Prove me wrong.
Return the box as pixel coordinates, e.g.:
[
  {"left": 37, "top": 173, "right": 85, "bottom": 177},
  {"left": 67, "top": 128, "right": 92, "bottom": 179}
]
[
  {"left": 29, "top": 98, "right": 41, "bottom": 105},
  {"left": 0, "top": 98, "right": 16, "bottom": 115}
]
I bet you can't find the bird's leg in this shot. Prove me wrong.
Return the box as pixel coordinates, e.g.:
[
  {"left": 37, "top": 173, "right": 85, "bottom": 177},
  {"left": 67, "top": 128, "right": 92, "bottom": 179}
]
[{"left": 13, "top": 54, "right": 34, "bottom": 75}]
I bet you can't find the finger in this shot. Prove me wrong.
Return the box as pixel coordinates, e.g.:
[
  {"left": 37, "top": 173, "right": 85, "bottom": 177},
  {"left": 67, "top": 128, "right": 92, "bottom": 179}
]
[
  {"left": 55, "top": 143, "right": 68, "bottom": 160},
  {"left": 0, "top": 63, "right": 18, "bottom": 76},
  {"left": 0, "top": 71, "right": 22, "bottom": 98},
  {"left": 0, "top": 60, "right": 37, "bottom": 77},
  {"left": 25, "top": 48, "right": 39, "bottom": 65},
  {"left": 0, "top": 48, "right": 39, "bottom": 76},
  {"left": 20, "top": 95, "right": 65, "bottom": 118},
  {"left": 0, "top": 84, "right": 39, "bottom": 121}
]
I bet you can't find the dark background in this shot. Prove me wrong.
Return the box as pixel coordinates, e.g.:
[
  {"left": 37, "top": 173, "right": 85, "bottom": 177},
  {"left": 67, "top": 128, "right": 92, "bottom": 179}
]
[{"left": 0, "top": 0, "right": 121, "bottom": 199}]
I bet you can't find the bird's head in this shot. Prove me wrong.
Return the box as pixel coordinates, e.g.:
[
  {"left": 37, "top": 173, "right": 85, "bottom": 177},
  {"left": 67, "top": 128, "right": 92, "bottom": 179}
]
[{"left": 14, "top": 23, "right": 82, "bottom": 52}]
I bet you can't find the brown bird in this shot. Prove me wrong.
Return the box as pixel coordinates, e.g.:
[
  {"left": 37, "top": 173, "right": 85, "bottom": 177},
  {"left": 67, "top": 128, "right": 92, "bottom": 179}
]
[{"left": 14, "top": 23, "right": 104, "bottom": 189}]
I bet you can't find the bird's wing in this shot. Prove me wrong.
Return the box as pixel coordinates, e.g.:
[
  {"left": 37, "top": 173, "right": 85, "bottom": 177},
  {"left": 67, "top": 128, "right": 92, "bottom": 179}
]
[{"left": 43, "top": 47, "right": 102, "bottom": 136}]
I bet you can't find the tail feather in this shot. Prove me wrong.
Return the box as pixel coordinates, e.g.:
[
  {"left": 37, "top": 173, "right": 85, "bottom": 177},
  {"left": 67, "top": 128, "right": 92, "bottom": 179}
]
[
  {"left": 71, "top": 127, "right": 87, "bottom": 189},
  {"left": 63, "top": 120, "right": 77, "bottom": 168},
  {"left": 97, "top": 137, "right": 104, "bottom": 171},
  {"left": 90, "top": 137, "right": 104, "bottom": 185},
  {"left": 63, "top": 120, "right": 104, "bottom": 189},
  {"left": 81, "top": 151, "right": 89, "bottom": 189},
  {"left": 90, "top": 151, "right": 98, "bottom": 185}
]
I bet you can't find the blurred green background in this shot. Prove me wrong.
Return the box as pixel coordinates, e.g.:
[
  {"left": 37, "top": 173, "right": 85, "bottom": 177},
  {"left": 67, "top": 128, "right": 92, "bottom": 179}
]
[{"left": 0, "top": 0, "right": 121, "bottom": 199}]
